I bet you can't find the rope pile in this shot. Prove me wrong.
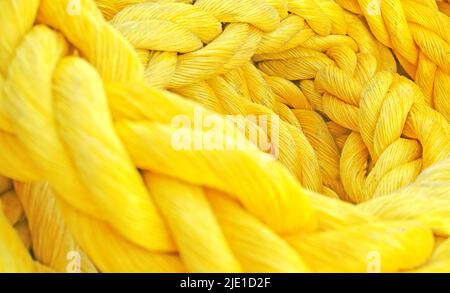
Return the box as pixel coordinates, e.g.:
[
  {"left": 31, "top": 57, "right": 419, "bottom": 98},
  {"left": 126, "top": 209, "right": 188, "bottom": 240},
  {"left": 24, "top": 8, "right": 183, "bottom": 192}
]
[{"left": 0, "top": 0, "right": 449, "bottom": 272}]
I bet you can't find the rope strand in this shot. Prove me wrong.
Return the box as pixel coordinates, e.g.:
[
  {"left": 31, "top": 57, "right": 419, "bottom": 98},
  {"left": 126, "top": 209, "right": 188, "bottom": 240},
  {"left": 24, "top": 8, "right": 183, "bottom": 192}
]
[{"left": 0, "top": 0, "right": 449, "bottom": 273}]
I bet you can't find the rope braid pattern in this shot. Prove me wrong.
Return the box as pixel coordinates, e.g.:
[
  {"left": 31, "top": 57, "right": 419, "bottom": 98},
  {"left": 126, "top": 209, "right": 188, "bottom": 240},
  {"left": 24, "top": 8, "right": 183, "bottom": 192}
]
[
  {"left": 340, "top": 72, "right": 449, "bottom": 202},
  {"left": 337, "top": 0, "right": 450, "bottom": 121},
  {"left": 251, "top": 3, "right": 449, "bottom": 203},
  {"left": 253, "top": 9, "right": 398, "bottom": 198},
  {"left": 0, "top": 0, "right": 449, "bottom": 273},
  {"left": 105, "top": 0, "right": 328, "bottom": 194},
  {"left": 102, "top": 0, "right": 398, "bottom": 198}
]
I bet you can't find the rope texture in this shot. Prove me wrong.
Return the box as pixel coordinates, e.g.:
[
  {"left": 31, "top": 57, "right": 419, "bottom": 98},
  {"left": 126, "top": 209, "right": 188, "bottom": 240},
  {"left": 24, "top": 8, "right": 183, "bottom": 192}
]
[
  {"left": 337, "top": 0, "right": 450, "bottom": 121},
  {"left": 0, "top": 0, "right": 449, "bottom": 273}
]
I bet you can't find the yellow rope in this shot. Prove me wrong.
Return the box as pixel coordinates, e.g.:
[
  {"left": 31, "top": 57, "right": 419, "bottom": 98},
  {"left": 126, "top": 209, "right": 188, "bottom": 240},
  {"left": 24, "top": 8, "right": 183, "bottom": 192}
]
[
  {"left": 0, "top": 0, "right": 449, "bottom": 273},
  {"left": 14, "top": 182, "right": 97, "bottom": 272},
  {"left": 438, "top": 0, "right": 450, "bottom": 16},
  {"left": 338, "top": 0, "right": 450, "bottom": 121}
]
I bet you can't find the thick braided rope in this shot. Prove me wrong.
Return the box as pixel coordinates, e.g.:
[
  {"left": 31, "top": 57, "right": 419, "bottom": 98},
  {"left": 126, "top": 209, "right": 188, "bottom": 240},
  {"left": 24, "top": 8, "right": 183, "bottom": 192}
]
[
  {"left": 255, "top": 11, "right": 397, "bottom": 130},
  {"left": 94, "top": 0, "right": 446, "bottom": 270},
  {"left": 251, "top": 9, "right": 397, "bottom": 198},
  {"left": 14, "top": 182, "right": 97, "bottom": 272},
  {"left": 337, "top": 0, "right": 450, "bottom": 121},
  {"left": 101, "top": 0, "right": 330, "bottom": 194},
  {"left": 252, "top": 3, "right": 450, "bottom": 202},
  {"left": 4, "top": 163, "right": 450, "bottom": 272},
  {"left": 1, "top": 0, "right": 320, "bottom": 272},
  {"left": 0, "top": 0, "right": 449, "bottom": 273},
  {"left": 316, "top": 69, "right": 450, "bottom": 202},
  {"left": 100, "top": 0, "right": 397, "bottom": 198},
  {"left": 0, "top": 177, "right": 31, "bottom": 253}
]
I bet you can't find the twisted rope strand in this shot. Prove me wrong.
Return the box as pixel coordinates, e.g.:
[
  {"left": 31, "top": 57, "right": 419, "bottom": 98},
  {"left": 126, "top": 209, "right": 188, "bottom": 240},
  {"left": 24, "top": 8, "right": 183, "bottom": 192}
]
[{"left": 0, "top": 0, "right": 449, "bottom": 273}]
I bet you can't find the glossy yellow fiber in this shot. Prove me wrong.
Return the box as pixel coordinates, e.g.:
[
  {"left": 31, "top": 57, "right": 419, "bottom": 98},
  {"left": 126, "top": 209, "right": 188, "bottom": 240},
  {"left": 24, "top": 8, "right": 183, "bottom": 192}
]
[{"left": 0, "top": 0, "right": 449, "bottom": 273}]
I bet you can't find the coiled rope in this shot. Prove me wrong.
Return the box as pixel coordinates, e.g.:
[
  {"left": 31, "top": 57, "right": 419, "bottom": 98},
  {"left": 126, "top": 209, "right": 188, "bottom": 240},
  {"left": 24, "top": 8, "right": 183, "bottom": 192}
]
[
  {"left": 337, "top": 0, "right": 450, "bottom": 121},
  {"left": 0, "top": 0, "right": 449, "bottom": 272}
]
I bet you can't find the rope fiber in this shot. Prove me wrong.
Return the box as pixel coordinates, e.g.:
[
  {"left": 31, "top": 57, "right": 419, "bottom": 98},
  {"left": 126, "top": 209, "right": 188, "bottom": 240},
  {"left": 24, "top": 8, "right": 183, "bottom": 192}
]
[{"left": 0, "top": 0, "right": 449, "bottom": 273}]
